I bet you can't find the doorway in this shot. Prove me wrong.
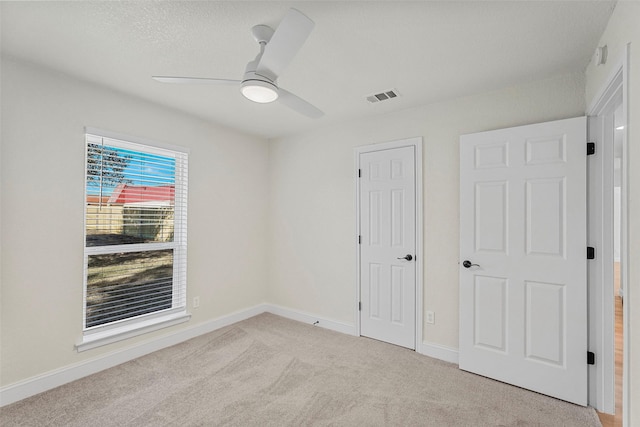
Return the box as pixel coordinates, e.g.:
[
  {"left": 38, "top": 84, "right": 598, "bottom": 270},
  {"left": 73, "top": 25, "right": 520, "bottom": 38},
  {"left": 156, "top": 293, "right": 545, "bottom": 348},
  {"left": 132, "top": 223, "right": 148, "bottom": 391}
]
[
  {"left": 612, "top": 105, "right": 625, "bottom": 424},
  {"left": 589, "top": 62, "right": 627, "bottom": 425}
]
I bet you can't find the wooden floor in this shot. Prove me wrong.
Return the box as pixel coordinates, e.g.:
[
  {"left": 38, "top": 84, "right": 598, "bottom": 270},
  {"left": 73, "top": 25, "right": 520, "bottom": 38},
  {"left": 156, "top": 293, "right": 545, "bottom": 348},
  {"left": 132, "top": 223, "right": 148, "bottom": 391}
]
[{"left": 596, "top": 262, "right": 623, "bottom": 427}]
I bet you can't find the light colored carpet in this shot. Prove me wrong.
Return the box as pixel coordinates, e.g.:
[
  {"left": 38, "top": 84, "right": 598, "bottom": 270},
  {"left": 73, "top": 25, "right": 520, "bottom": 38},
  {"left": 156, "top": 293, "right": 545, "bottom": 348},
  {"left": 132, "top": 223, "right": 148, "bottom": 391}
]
[{"left": 2, "top": 313, "right": 600, "bottom": 426}]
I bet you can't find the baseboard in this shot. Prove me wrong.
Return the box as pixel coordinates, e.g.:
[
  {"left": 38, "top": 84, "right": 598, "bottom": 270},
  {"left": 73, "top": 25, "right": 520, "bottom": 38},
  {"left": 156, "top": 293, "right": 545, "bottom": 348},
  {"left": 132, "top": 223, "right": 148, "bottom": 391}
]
[
  {"left": 418, "top": 341, "right": 459, "bottom": 365},
  {"left": 0, "top": 303, "right": 268, "bottom": 407},
  {"left": 264, "top": 304, "right": 357, "bottom": 336}
]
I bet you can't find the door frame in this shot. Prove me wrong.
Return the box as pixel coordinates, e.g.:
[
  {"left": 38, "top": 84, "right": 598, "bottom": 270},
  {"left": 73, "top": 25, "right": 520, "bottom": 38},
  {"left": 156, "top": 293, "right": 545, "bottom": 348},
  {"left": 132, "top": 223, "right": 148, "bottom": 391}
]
[
  {"left": 355, "top": 137, "right": 424, "bottom": 352},
  {"left": 586, "top": 43, "right": 629, "bottom": 423}
]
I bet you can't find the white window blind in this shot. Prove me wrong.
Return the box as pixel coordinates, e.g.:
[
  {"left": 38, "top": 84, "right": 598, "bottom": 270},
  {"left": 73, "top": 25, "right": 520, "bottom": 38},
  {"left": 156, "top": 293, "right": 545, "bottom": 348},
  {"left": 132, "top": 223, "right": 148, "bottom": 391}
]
[{"left": 82, "top": 132, "right": 188, "bottom": 341}]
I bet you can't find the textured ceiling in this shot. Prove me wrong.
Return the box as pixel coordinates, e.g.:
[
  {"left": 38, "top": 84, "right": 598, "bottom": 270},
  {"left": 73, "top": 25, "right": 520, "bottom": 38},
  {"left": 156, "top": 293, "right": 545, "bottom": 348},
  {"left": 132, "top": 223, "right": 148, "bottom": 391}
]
[{"left": 1, "top": 1, "right": 615, "bottom": 139}]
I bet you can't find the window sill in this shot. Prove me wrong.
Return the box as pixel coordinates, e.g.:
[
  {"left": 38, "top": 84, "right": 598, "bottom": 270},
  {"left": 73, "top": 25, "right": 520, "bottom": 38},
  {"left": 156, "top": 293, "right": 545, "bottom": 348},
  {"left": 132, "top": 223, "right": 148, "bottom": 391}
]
[{"left": 76, "top": 311, "right": 191, "bottom": 352}]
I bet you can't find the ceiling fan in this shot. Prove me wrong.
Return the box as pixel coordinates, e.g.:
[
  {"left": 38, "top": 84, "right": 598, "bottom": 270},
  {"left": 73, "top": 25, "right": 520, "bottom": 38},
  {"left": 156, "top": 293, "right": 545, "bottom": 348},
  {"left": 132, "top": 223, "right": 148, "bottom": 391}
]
[{"left": 153, "top": 8, "right": 323, "bottom": 119}]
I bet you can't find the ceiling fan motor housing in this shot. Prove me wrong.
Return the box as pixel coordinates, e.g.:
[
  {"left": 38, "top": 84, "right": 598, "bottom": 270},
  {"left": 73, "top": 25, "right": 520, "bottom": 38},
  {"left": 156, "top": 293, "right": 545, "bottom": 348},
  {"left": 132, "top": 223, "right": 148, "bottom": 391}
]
[{"left": 241, "top": 60, "right": 279, "bottom": 103}]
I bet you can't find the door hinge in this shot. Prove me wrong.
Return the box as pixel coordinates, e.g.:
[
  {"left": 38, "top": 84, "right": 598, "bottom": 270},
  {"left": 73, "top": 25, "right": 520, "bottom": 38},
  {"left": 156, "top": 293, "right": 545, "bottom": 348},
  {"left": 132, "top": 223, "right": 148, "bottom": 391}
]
[
  {"left": 587, "top": 351, "right": 595, "bottom": 365},
  {"left": 587, "top": 246, "right": 595, "bottom": 260},
  {"left": 587, "top": 142, "right": 596, "bottom": 155},
  {"left": 358, "top": 302, "right": 362, "bottom": 311},
  {"left": 358, "top": 168, "right": 362, "bottom": 178},
  {"left": 358, "top": 235, "right": 361, "bottom": 244}
]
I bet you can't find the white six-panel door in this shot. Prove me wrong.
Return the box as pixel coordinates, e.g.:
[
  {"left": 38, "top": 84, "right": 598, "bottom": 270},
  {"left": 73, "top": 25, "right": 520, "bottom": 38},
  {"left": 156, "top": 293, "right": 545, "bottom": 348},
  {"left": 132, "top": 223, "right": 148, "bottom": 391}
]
[
  {"left": 360, "top": 145, "right": 416, "bottom": 349},
  {"left": 459, "top": 117, "right": 587, "bottom": 405}
]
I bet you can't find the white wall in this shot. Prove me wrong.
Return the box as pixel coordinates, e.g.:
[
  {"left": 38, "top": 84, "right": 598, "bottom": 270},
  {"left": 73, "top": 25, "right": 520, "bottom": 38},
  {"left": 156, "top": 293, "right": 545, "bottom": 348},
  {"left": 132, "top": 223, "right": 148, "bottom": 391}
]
[
  {"left": 585, "top": 2, "right": 640, "bottom": 423},
  {"left": 268, "top": 72, "right": 585, "bottom": 350},
  {"left": 0, "top": 56, "right": 269, "bottom": 387}
]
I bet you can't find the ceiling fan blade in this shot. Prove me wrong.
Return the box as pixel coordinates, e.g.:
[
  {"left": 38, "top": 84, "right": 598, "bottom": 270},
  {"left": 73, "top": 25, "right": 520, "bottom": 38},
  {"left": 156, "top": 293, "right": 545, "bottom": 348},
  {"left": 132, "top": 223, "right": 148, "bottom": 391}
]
[
  {"left": 278, "top": 88, "right": 324, "bottom": 119},
  {"left": 256, "top": 8, "right": 314, "bottom": 80},
  {"left": 152, "top": 76, "right": 240, "bottom": 85}
]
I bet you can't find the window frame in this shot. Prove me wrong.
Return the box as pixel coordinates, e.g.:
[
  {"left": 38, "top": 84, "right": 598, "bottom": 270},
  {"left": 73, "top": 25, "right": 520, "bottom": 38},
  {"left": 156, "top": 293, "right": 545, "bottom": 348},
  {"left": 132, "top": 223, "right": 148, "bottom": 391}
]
[{"left": 78, "top": 128, "right": 190, "bottom": 352}]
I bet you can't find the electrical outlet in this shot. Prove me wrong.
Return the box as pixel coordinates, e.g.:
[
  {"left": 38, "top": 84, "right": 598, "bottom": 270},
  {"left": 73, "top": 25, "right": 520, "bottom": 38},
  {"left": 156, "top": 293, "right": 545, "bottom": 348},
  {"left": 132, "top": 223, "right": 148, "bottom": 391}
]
[
  {"left": 426, "top": 310, "right": 435, "bottom": 324},
  {"left": 193, "top": 296, "right": 200, "bottom": 308}
]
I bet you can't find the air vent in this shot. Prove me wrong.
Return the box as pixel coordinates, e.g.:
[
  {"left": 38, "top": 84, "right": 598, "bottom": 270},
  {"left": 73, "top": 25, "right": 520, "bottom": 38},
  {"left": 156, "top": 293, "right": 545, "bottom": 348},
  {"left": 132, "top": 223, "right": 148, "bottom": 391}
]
[{"left": 366, "top": 89, "right": 400, "bottom": 104}]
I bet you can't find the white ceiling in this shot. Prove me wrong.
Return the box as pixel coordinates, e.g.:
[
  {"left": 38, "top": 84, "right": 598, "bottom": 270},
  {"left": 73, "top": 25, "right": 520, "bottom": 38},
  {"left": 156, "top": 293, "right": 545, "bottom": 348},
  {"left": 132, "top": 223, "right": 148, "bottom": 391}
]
[{"left": 1, "top": 1, "right": 614, "bottom": 139}]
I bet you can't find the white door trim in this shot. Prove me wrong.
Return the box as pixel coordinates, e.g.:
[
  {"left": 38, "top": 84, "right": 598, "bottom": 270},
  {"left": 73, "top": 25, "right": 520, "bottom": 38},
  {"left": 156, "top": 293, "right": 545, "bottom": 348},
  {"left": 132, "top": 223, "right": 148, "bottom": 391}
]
[
  {"left": 355, "top": 137, "right": 423, "bottom": 353},
  {"left": 586, "top": 43, "right": 630, "bottom": 425}
]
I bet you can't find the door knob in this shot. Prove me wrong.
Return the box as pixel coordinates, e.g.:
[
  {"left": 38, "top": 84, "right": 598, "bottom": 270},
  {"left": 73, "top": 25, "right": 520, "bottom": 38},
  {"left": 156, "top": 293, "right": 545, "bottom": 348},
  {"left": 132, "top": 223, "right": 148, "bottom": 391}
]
[
  {"left": 462, "top": 260, "right": 480, "bottom": 268},
  {"left": 397, "top": 254, "right": 413, "bottom": 261}
]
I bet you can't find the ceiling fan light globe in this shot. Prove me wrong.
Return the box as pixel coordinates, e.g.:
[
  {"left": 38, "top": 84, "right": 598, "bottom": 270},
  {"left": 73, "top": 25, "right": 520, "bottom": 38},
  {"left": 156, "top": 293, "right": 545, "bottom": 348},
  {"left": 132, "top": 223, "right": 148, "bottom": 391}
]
[{"left": 241, "top": 80, "right": 278, "bottom": 103}]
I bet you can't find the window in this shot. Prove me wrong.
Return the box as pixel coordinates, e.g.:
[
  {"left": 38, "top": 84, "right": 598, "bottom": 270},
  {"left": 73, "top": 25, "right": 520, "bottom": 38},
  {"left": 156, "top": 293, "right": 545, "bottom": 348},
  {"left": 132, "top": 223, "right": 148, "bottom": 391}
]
[{"left": 79, "top": 129, "right": 188, "bottom": 351}]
